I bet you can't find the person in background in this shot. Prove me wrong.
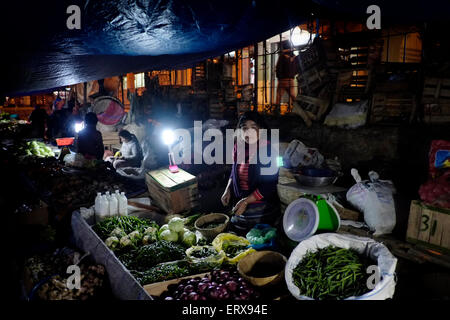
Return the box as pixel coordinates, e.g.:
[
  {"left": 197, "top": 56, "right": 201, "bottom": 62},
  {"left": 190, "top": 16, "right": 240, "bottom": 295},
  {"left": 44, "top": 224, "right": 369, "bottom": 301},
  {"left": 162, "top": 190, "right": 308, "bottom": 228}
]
[
  {"left": 109, "top": 129, "right": 143, "bottom": 169},
  {"left": 221, "top": 111, "right": 280, "bottom": 234},
  {"left": 275, "top": 41, "right": 300, "bottom": 111},
  {"left": 28, "top": 104, "right": 48, "bottom": 138},
  {"left": 76, "top": 112, "right": 104, "bottom": 160}
]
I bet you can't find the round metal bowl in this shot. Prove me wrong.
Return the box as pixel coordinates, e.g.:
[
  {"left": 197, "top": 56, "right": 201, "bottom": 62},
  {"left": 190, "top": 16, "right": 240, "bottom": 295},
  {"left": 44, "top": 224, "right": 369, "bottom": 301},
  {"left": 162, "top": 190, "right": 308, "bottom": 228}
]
[{"left": 294, "top": 173, "right": 338, "bottom": 187}]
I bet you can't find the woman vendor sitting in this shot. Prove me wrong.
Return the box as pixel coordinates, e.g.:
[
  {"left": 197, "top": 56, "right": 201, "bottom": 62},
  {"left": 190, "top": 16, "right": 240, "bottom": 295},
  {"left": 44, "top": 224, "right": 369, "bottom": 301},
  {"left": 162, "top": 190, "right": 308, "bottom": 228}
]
[
  {"left": 109, "top": 129, "right": 143, "bottom": 169},
  {"left": 221, "top": 111, "right": 280, "bottom": 234}
]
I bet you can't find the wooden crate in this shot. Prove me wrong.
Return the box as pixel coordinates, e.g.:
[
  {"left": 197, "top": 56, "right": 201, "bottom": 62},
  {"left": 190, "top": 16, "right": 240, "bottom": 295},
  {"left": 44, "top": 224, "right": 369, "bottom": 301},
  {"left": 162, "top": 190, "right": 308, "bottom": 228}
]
[
  {"left": 422, "top": 77, "right": 450, "bottom": 123},
  {"left": 102, "top": 131, "right": 121, "bottom": 150},
  {"left": 295, "top": 94, "right": 330, "bottom": 121},
  {"left": 370, "top": 93, "right": 416, "bottom": 124},
  {"left": 145, "top": 168, "right": 199, "bottom": 215},
  {"left": 144, "top": 273, "right": 209, "bottom": 297},
  {"left": 406, "top": 200, "right": 450, "bottom": 253}
]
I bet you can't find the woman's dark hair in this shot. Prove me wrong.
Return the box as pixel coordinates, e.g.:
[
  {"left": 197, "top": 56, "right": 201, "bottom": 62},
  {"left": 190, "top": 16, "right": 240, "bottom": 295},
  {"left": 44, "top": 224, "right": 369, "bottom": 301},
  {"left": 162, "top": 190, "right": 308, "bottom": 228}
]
[
  {"left": 118, "top": 129, "right": 133, "bottom": 141},
  {"left": 84, "top": 112, "right": 98, "bottom": 126},
  {"left": 237, "top": 111, "right": 269, "bottom": 130}
]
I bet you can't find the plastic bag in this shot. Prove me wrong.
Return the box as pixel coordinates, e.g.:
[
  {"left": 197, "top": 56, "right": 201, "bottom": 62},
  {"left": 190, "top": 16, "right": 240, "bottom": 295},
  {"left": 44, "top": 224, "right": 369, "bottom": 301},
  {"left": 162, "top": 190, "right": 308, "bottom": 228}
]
[
  {"left": 324, "top": 100, "right": 368, "bottom": 129},
  {"left": 285, "top": 233, "right": 397, "bottom": 300},
  {"left": 212, "top": 233, "right": 255, "bottom": 264},
  {"left": 419, "top": 170, "right": 450, "bottom": 209},
  {"left": 246, "top": 224, "right": 277, "bottom": 250},
  {"left": 185, "top": 245, "right": 226, "bottom": 266},
  {"left": 283, "top": 139, "right": 324, "bottom": 168},
  {"left": 63, "top": 153, "right": 86, "bottom": 168},
  {"left": 346, "top": 169, "right": 396, "bottom": 235},
  {"left": 428, "top": 140, "right": 450, "bottom": 178}
]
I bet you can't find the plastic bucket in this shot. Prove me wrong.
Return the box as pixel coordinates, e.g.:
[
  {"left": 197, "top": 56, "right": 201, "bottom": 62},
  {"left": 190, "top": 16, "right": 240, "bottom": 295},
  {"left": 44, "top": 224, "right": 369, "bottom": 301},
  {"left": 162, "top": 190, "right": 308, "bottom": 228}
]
[{"left": 283, "top": 196, "right": 340, "bottom": 242}]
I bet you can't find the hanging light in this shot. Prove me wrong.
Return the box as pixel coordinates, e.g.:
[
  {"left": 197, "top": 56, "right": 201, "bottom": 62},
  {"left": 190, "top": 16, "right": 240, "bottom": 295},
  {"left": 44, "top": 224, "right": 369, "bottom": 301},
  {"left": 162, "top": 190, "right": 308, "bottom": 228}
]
[{"left": 291, "top": 27, "right": 312, "bottom": 47}]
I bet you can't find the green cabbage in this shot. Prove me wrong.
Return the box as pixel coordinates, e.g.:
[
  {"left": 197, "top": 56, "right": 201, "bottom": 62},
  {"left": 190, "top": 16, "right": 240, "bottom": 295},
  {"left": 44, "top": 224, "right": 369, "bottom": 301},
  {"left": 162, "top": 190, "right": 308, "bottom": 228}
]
[
  {"left": 159, "top": 224, "right": 169, "bottom": 236},
  {"left": 182, "top": 230, "right": 197, "bottom": 247},
  {"left": 168, "top": 217, "right": 185, "bottom": 233},
  {"left": 160, "top": 229, "right": 179, "bottom": 242}
]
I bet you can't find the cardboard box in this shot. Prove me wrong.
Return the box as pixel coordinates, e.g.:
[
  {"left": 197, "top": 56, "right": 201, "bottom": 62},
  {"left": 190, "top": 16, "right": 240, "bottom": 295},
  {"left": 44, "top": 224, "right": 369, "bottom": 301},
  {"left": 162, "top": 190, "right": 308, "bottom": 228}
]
[
  {"left": 145, "top": 167, "right": 199, "bottom": 215},
  {"left": 406, "top": 200, "right": 450, "bottom": 253}
]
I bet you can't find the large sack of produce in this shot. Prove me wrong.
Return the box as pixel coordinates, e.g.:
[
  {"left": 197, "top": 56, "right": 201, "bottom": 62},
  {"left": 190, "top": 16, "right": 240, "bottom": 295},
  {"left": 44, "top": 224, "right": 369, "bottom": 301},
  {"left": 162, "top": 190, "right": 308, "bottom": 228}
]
[
  {"left": 283, "top": 139, "right": 324, "bottom": 169},
  {"left": 427, "top": 140, "right": 450, "bottom": 179},
  {"left": 419, "top": 170, "right": 450, "bottom": 209},
  {"left": 346, "top": 169, "right": 396, "bottom": 235},
  {"left": 324, "top": 100, "right": 368, "bottom": 129},
  {"left": 285, "top": 233, "right": 397, "bottom": 300},
  {"left": 418, "top": 140, "right": 450, "bottom": 209}
]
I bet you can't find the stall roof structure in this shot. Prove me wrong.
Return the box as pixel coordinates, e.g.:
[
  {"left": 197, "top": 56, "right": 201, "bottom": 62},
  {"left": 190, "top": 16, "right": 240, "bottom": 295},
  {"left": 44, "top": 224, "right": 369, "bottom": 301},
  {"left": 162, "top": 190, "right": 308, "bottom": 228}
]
[{"left": 1, "top": 0, "right": 449, "bottom": 96}]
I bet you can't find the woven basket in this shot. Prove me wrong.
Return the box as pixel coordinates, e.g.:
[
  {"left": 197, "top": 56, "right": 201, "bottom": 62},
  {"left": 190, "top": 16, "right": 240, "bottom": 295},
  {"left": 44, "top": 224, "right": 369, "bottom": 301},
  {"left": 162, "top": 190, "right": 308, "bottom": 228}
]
[
  {"left": 194, "top": 213, "right": 229, "bottom": 241},
  {"left": 237, "top": 251, "right": 287, "bottom": 287}
]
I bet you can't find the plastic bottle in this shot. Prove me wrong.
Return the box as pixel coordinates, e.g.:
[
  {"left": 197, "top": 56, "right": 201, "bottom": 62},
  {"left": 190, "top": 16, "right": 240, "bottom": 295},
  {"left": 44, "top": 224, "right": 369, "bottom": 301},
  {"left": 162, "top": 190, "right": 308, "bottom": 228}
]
[
  {"left": 109, "top": 192, "right": 118, "bottom": 217},
  {"left": 98, "top": 194, "right": 110, "bottom": 222},
  {"left": 94, "top": 192, "right": 102, "bottom": 222},
  {"left": 118, "top": 192, "right": 128, "bottom": 216},
  {"left": 114, "top": 190, "right": 121, "bottom": 203}
]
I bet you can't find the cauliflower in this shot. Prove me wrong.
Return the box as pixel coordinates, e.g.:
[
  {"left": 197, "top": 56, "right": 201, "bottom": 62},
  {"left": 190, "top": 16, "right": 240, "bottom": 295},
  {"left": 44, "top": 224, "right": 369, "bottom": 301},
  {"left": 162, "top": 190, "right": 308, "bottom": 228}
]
[
  {"left": 119, "top": 235, "right": 132, "bottom": 248},
  {"left": 168, "top": 217, "right": 185, "bottom": 233},
  {"left": 144, "top": 226, "right": 158, "bottom": 236},
  {"left": 142, "top": 233, "right": 157, "bottom": 245},
  {"left": 128, "top": 230, "right": 142, "bottom": 241},
  {"left": 105, "top": 236, "right": 119, "bottom": 250},
  {"left": 110, "top": 227, "right": 125, "bottom": 238},
  {"left": 160, "top": 229, "right": 179, "bottom": 242}
]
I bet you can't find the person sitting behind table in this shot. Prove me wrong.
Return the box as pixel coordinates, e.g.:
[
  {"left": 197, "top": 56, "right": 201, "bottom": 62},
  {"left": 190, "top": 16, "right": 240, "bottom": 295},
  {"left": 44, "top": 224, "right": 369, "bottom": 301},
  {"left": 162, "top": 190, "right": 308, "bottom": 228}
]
[
  {"left": 28, "top": 104, "right": 48, "bottom": 138},
  {"left": 221, "top": 111, "right": 280, "bottom": 235},
  {"left": 109, "top": 129, "right": 143, "bottom": 169},
  {"left": 76, "top": 112, "right": 104, "bottom": 160}
]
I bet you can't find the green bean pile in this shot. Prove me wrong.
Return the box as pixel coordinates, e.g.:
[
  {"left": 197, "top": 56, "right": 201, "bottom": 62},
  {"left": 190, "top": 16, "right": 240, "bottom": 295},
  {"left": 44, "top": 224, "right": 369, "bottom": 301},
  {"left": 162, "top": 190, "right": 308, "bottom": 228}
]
[{"left": 292, "top": 246, "right": 372, "bottom": 300}]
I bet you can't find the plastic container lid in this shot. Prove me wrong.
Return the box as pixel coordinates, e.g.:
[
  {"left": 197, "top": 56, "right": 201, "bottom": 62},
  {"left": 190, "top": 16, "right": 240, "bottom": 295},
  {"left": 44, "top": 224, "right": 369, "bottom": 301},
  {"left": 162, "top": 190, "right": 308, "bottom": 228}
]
[{"left": 283, "top": 198, "right": 319, "bottom": 242}]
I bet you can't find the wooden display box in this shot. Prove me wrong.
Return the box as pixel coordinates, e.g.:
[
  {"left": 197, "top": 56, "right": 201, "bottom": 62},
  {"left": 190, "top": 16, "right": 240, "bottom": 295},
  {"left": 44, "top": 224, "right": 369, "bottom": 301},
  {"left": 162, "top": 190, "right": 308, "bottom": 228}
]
[
  {"left": 144, "top": 273, "right": 209, "bottom": 297},
  {"left": 406, "top": 200, "right": 450, "bottom": 253},
  {"left": 145, "top": 167, "right": 199, "bottom": 215}
]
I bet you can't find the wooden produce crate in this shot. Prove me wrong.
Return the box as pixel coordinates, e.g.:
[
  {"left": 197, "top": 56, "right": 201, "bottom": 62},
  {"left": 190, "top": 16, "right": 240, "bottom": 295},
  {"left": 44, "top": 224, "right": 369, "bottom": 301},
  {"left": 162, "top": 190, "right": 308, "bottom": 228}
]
[
  {"left": 102, "top": 131, "right": 121, "bottom": 151},
  {"left": 422, "top": 77, "right": 450, "bottom": 123},
  {"left": 370, "top": 93, "right": 416, "bottom": 124},
  {"left": 406, "top": 200, "right": 450, "bottom": 253},
  {"left": 145, "top": 168, "right": 199, "bottom": 215},
  {"left": 144, "top": 273, "right": 209, "bottom": 297}
]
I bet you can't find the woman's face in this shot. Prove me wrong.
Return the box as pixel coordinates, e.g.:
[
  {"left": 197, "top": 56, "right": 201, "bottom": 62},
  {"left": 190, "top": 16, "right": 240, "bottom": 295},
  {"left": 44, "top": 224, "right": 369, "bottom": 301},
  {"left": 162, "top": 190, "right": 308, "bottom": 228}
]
[
  {"left": 240, "top": 120, "right": 259, "bottom": 144},
  {"left": 120, "top": 136, "right": 129, "bottom": 143}
]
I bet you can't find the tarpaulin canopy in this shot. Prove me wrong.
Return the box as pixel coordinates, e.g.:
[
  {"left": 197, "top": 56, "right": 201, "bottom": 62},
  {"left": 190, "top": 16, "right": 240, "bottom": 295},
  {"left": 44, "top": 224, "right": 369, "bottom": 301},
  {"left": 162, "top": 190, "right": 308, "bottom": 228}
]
[{"left": 1, "top": 0, "right": 449, "bottom": 96}]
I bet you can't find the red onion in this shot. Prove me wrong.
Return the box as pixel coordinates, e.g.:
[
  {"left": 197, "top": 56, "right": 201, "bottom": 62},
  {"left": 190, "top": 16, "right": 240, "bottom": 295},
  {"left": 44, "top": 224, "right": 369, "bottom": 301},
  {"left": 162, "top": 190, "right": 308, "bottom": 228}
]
[
  {"left": 208, "top": 288, "right": 220, "bottom": 299},
  {"left": 188, "top": 292, "right": 199, "bottom": 300},
  {"left": 225, "top": 281, "right": 238, "bottom": 292},
  {"left": 197, "top": 282, "right": 209, "bottom": 294},
  {"left": 184, "top": 284, "right": 194, "bottom": 293},
  {"left": 164, "top": 296, "right": 174, "bottom": 300}
]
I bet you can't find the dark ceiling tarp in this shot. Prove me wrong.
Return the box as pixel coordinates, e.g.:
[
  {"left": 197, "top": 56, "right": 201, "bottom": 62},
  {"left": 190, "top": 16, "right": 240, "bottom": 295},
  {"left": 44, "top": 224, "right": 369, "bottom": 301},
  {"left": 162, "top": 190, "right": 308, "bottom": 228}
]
[{"left": 1, "top": 0, "right": 450, "bottom": 96}]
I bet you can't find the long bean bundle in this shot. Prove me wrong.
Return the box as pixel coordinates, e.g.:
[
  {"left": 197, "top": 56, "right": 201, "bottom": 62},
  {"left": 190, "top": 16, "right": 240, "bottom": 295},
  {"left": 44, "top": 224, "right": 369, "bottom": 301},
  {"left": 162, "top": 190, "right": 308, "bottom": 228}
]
[{"left": 292, "top": 246, "right": 373, "bottom": 300}]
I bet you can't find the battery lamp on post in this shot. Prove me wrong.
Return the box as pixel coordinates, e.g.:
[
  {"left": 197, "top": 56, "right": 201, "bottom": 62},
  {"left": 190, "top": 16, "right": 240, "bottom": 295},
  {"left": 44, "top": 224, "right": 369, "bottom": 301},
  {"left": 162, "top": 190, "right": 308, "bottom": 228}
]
[{"left": 162, "top": 129, "right": 179, "bottom": 173}]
